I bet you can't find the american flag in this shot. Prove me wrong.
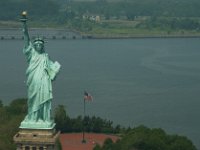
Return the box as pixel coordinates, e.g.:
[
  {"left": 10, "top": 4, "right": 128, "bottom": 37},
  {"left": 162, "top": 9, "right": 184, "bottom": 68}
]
[{"left": 84, "top": 91, "right": 93, "bottom": 101}]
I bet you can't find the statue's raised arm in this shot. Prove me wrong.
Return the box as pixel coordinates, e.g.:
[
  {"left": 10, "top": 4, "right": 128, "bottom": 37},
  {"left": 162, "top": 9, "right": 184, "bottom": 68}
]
[{"left": 20, "top": 11, "right": 30, "bottom": 48}]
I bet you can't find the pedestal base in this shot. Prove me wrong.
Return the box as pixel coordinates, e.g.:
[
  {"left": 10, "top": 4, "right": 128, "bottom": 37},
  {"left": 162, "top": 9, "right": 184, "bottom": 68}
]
[
  {"left": 19, "top": 120, "right": 55, "bottom": 129},
  {"left": 13, "top": 128, "right": 60, "bottom": 150}
]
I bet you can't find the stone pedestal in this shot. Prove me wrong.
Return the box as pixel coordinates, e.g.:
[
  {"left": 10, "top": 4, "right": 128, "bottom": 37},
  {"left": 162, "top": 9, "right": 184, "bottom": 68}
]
[{"left": 13, "top": 128, "right": 60, "bottom": 150}]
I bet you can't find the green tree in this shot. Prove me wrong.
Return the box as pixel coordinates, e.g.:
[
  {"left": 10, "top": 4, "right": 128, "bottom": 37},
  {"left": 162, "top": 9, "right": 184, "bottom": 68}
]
[
  {"left": 0, "top": 98, "right": 27, "bottom": 150},
  {"left": 71, "top": 115, "right": 82, "bottom": 132},
  {"left": 102, "top": 138, "right": 114, "bottom": 150},
  {"left": 93, "top": 144, "right": 102, "bottom": 150},
  {"left": 0, "top": 100, "right": 3, "bottom": 107},
  {"left": 95, "top": 126, "right": 197, "bottom": 150},
  {"left": 6, "top": 98, "right": 27, "bottom": 115},
  {"left": 54, "top": 105, "right": 70, "bottom": 133}
]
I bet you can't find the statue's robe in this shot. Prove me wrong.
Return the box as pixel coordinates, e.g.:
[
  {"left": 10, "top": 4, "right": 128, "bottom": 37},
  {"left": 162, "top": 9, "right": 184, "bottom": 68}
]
[{"left": 23, "top": 42, "right": 60, "bottom": 122}]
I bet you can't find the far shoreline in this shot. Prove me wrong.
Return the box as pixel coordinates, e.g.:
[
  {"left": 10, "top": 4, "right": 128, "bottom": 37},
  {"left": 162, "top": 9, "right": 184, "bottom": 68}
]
[
  {"left": 82, "top": 34, "right": 200, "bottom": 39},
  {"left": 1, "top": 28, "right": 200, "bottom": 40}
]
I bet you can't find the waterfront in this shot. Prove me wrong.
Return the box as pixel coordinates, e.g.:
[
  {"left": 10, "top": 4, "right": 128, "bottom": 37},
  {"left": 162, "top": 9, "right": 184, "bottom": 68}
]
[{"left": 0, "top": 38, "right": 199, "bottom": 148}]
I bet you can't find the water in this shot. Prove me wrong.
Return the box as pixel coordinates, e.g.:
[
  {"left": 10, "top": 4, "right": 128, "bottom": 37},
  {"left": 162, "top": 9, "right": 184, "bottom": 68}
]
[{"left": 0, "top": 38, "right": 200, "bottom": 149}]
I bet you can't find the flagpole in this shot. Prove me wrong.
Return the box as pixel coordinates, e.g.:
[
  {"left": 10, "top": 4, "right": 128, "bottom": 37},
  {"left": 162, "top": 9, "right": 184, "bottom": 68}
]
[
  {"left": 82, "top": 98, "right": 86, "bottom": 143},
  {"left": 82, "top": 91, "right": 92, "bottom": 143}
]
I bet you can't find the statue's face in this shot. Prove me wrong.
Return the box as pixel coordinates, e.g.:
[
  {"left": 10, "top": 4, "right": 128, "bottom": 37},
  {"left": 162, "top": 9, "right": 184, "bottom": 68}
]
[{"left": 33, "top": 41, "right": 44, "bottom": 53}]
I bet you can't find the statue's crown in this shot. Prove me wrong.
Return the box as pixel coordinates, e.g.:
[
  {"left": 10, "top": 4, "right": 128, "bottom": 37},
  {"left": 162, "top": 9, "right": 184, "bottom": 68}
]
[{"left": 33, "top": 37, "right": 44, "bottom": 43}]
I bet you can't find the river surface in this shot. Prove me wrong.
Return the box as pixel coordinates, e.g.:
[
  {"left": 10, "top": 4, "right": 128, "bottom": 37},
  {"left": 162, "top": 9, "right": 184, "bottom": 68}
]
[{"left": 0, "top": 38, "right": 199, "bottom": 148}]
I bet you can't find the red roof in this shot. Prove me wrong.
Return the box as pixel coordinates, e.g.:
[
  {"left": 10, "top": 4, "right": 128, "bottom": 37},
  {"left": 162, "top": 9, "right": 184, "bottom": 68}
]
[{"left": 60, "top": 133, "right": 119, "bottom": 150}]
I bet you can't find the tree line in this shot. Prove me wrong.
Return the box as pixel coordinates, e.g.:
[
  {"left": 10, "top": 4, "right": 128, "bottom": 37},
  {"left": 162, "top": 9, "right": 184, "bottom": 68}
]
[
  {"left": 67, "top": 0, "right": 200, "bottom": 18},
  {"left": 1, "top": 0, "right": 200, "bottom": 33},
  {"left": 94, "top": 126, "right": 197, "bottom": 150},
  {"left": 1, "top": 0, "right": 200, "bottom": 21},
  {"left": 0, "top": 99, "right": 197, "bottom": 150},
  {"left": 136, "top": 17, "right": 200, "bottom": 31},
  {"left": 54, "top": 105, "right": 121, "bottom": 134},
  {"left": 0, "top": 99, "right": 121, "bottom": 149},
  {"left": 0, "top": 99, "right": 27, "bottom": 150}
]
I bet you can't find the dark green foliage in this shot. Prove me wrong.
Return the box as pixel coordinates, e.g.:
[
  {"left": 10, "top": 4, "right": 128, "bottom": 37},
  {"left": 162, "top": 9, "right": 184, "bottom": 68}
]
[
  {"left": 94, "top": 139, "right": 115, "bottom": 150},
  {"left": 102, "top": 138, "right": 114, "bottom": 150},
  {"left": 95, "top": 125, "right": 197, "bottom": 150},
  {"left": 69, "top": 19, "right": 95, "bottom": 32},
  {"left": 6, "top": 98, "right": 27, "bottom": 115},
  {"left": 0, "top": 98, "right": 27, "bottom": 150},
  {"left": 0, "top": 100, "right": 3, "bottom": 107},
  {"left": 55, "top": 0, "right": 200, "bottom": 32},
  {"left": 54, "top": 105, "right": 70, "bottom": 133},
  {"left": 68, "top": 0, "right": 200, "bottom": 18},
  {"left": 93, "top": 144, "right": 102, "bottom": 150},
  {"left": 2, "top": 0, "right": 200, "bottom": 21},
  {"left": 136, "top": 17, "right": 200, "bottom": 31},
  {"left": 1, "top": 0, "right": 200, "bottom": 32},
  {"left": 56, "top": 138, "right": 63, "bottom": 150},
  {"left": 0, "top": 99, "right": 197, "bottom": 150},
  {"left": 54, "top": 105, "right": 119, "bottom": 133}
]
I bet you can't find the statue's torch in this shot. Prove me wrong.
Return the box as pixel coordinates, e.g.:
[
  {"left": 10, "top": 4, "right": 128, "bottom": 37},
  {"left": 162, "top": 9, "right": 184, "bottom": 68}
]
[{"left": 20, "top": 11, "right": 28, "bottom": 22}]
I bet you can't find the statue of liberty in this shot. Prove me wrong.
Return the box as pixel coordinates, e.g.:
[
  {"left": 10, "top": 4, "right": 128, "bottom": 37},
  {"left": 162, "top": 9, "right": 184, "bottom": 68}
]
[{"left": 19, "top": 11, "right": 61, "bottom": 129}]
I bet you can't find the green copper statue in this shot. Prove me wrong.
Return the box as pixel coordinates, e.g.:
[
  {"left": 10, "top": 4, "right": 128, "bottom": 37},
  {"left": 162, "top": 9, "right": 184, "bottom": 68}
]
[{"left": 19, "top": 11, "right": 61, "bottom": 129}]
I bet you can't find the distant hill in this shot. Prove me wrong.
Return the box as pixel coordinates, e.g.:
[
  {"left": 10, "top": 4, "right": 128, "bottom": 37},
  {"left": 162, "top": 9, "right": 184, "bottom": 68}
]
[
  {"left": 72, "top": 0, "right": 123, "bottom": 1},
  {"left": 53, "top": 0, "right": 124, "bottom": 3},
  {"left": 1, "top": 0, "right": 200, "bottom": 35}
]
